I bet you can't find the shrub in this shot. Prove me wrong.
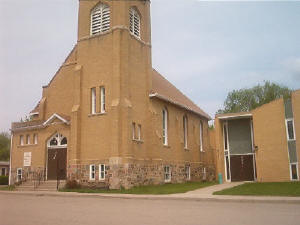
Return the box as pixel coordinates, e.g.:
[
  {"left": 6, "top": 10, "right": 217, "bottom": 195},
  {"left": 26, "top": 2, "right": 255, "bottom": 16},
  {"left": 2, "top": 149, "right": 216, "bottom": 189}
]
[
  {"left": 0, "top": 176, "right": 9, "bottom": 185},
  {"left": 65, "top": 180, "right": 80, "bottom": 189}
]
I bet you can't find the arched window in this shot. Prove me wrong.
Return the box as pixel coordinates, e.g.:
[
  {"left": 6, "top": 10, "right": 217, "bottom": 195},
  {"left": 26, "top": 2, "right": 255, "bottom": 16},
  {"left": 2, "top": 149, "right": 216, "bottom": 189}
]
[
  {"left": 47, "top": 133, "right": 67, "bottom": 148},
  {"left": 91, "top": 3, "right": 110, "bottom": 35},
  {"left": 129, "top": 7, "right": 141, "bottom": 38},
  {"left": 162, "top": 108, "right": 168, "bottom": 145}
]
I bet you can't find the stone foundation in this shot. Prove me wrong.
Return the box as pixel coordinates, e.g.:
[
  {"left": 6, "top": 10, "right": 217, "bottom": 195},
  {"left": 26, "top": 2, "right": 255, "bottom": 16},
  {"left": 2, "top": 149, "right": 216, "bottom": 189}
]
[
  {"left": 10, "top": 167, "right": 46, "bottom": 185},
  {"left": 68, "top": 161, "right": 216, "bottom": 190}
]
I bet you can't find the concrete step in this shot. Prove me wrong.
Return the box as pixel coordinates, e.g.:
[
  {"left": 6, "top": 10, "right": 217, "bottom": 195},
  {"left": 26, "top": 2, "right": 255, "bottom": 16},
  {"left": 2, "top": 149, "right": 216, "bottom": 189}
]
[{"left": 16, "top": 180, "right": 66, "bottom": 192}]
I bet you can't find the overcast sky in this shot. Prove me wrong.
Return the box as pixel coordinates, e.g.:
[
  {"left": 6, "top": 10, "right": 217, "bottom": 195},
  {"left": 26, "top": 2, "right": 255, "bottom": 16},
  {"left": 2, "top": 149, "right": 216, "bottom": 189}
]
[{"left": 1, "top": 0, "right": 300, "bottom": 132}]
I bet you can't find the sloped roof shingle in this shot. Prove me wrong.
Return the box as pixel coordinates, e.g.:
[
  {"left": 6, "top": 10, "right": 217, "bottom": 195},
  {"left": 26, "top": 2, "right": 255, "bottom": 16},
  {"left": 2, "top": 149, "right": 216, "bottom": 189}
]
[{"left": 151, "top": 69, "right": 211, "bottom": 120}]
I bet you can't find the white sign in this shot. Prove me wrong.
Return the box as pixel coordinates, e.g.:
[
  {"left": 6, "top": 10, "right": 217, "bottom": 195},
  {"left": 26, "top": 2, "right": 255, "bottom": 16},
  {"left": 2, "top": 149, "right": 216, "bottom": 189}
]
[{"left": 24, "top": 152, "right": 32, "bottom": 167}]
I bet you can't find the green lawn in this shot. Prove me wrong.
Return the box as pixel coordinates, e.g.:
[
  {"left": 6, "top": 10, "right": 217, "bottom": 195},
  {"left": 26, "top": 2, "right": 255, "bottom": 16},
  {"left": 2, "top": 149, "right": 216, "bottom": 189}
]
[
  {"left": 0, "top": 185, "right": 15, "bottom": 191},
  {"left": 60, "top": 181, "right": 217, "bottom": 195},
  {"left": 214, "top": 182, "right": 300, "bottom": 197}
]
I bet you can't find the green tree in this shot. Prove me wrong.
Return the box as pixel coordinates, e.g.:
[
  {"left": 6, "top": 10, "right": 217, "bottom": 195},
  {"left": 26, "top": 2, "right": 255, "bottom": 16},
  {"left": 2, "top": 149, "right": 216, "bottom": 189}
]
[
  {"left": 0, "top": 132, "right": 10, "bottom": 161},
  {"left": 217, "top": 81, "right": 292, "bottom": 114}
]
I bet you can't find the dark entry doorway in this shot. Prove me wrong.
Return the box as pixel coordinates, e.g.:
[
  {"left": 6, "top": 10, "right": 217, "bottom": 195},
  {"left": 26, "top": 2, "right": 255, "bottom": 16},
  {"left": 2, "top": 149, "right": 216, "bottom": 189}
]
[
  {"left": 47, "top": 148, "right": 67, "bottom": 180},
  {"left": 230, "top": 155, "right": 254, "bottom": 182}
]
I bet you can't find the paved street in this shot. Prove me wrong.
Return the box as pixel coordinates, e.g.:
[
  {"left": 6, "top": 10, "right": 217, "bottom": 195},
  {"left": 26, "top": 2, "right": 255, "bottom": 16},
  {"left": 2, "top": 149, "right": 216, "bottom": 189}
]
[{"left": 1, "top": 193, "right": 300, "bottom": 225}]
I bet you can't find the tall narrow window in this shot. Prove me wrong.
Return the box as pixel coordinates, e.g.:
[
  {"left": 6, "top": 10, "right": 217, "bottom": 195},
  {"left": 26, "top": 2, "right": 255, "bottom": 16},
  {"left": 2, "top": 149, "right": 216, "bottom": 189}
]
[
  {"left": 132, "top": 122, "right": 136, "bottom": 140},
  {"left": 129, "top": 8, "right": 141, "bottom": 38},
  {"left": 99, "top": 164, "right": 105, "bottom": 180},
  {"left": 164, "top": 166, "right": 171, "bottom": 182},
  {"left": 162, "top": 109, "right": 168, "bottom": 145},
  {"left": 26, "top": 134, "right": 30, "bottom": 145},
  {"left": 90, "top": 165, "right": 95, "bottom": 180},
  {"left": 223, "top": 122, "right": 228, "bottom": 150},
  {"left": 33, "top": 134, "right": 38, "bottom": 145},
  {"left": 100, "top": 86, "right": 106, "bottom": 113},
  {"left": 183, "top": 116, "right": 188, "bottom": 149},
  {"left": 91, "top": 88, "right": 96, "bottom": 114},
  {"left": 137, "top": 124, "right": 142, "bottom": 141},
  {"left": 291, "top": 163, "right": 298, "bottom": 180},
  {"left": 20, "top": 135, "right": 24, "bottom": 146},
  {"left": 286, "top": 119, "right": 295, "bottom": 140},
  {"left": 200, "top": 121, "right": 203, "bottom": 152},
  {"left": 91, "top": 4, "right": 110, "bottom": 35}
]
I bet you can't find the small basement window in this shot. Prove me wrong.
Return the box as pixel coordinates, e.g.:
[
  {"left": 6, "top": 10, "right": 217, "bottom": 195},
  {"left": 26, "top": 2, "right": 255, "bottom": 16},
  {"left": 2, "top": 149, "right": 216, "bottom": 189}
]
[
  {"left": 90, "top": 165, "right": 95, "bottom": 180},
  {"left": 17, "top": 168, "right": 22, "bottom": 182},
  {"left": 164, "top": 165, "right": 171, "bottom": 182},
  {"left": 99, "top": 164, "right": 105, "bottom": 180}
]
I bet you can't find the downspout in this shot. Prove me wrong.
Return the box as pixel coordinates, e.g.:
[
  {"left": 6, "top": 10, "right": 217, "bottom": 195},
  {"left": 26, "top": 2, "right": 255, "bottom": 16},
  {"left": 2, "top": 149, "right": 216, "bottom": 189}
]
[{"left": 9, "top": 132, "right": 13, "bottom": 186}]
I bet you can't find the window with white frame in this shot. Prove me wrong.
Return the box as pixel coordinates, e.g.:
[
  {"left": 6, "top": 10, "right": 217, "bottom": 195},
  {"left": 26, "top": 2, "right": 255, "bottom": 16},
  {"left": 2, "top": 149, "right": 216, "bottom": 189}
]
[
  {"left": 33, "top": 134, "right": 38, "bottom": 145},
  {"left": 183, "top": 116, "right": 188, "bottom": 149},
  {"left": 200, "top": 121, "right": 203, "bottom": 152},
  {"left": 20, "top": 135, "right": 24, "bottom": 146},
  {"left": 162, "top": 108, "right": 168, "bottom": 146},
  {"left": 129, "top": 8, "right": 141, "bottom": 38},
  {"left": 91, "top": 88, "right": 96, "bottom": 114},
  {"left": 100, "top": 86, "right": 106, "bottom": 113},
  {"left": 26, "top": 134, "right": 30, "bottom": 145},
  {"left": 137, "top": 124, "right": 142, "bottom": 141},
  {"left": 290, "top": 163, "right": 298, "bottom": 180},
  {"left": 91, "top": 3, "right": 110, "bottom": 35},
  {"left": 90, "top": 165, "right": 96, "bottom": 180},
  {"left": 132, "top": 122, "right": 136, "bottom": 140},
  {"left": 99, "top": 164, "right": 105, "bottom": 180},
  {"left": 286, "top": 119, "right": 295, "bottom": 141},
  {"left": 185, "top": 166, "right": 191, "bottom": 181},
  {"left": 17, "top": 168, "right": 22, "bottom": 182},
  {"left": 164, "top": 165, "right": 171, "bottom": 182}
]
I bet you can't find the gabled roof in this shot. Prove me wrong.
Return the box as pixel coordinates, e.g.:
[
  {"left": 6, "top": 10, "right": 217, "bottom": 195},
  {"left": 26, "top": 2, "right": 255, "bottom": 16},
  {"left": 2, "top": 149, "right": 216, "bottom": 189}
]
[
  {"left": 43, "top": 113, "right": 70, "bottom": 126},
  {"left": 151, "top": 69, "right": 211, "bottom": 120}
]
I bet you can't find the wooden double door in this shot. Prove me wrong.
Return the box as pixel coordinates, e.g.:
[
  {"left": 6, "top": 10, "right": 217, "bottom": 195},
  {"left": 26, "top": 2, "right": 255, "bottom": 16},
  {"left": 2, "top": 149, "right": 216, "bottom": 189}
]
[
  {"left": 47, "top": 148, "right": 67, "bottom": 180},
  {"left": 230, "top": 155, "right": 255, "bottom": 182}
]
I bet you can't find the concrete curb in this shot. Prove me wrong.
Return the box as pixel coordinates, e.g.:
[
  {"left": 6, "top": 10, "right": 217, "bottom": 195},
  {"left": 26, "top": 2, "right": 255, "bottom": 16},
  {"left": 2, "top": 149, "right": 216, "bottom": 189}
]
[{"left": 1, "top": 190, "right": 300, "bottom": 204}]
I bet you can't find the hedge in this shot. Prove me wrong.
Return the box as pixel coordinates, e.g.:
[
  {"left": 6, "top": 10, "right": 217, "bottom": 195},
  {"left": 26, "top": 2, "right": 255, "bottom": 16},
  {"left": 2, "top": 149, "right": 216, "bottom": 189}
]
[{"left": 0, "top": 176, "right": 9, "bottom": 185}]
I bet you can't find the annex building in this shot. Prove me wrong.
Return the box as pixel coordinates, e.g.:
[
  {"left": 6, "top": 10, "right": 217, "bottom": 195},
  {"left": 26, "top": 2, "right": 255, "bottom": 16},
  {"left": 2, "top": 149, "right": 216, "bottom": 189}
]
[
  {"left": 214, "top": 90, "right": 300, "bottom": 183},
  {"left": 10, "top": 0, "right": 215, "bottom": 189}
]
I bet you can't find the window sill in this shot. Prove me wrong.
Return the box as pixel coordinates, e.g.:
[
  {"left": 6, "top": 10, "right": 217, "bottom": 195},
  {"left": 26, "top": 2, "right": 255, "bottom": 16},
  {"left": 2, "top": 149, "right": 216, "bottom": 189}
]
[
  {"left": 200, "top": 150, "right": 206, "bottom": 153},
  {"left": 164, "top": 180, "right": 171, "bottom": 183},
  {"left": 184, "top": 148, "right": 190, "bottom": 151},
  {"left": 163, "top": 145, "right": 171, "bottom": 149},
  {"left": 17, "top": 144, "right": 38, "bottom": 148},
  {"left": 88, "top": 112, "right": 107, "bottom": 117},
  {"left": 133, "top": 139, "right": 144, "bottom": 144}
]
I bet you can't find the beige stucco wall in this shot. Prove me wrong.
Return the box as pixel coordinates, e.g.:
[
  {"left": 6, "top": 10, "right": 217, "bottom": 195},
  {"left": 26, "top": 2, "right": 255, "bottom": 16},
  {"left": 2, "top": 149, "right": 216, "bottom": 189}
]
[{"left": 252, "top": 98, "right": 290, "bottom": 182}]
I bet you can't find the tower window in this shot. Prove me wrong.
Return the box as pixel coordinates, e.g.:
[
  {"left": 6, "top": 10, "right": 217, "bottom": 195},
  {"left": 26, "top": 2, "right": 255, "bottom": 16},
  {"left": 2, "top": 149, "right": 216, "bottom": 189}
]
[
  {"left": 129, "top": 8, "right": 141, "bottom": 38},
  {"left": 91, "top": 4, "right": 110, "bottom": 35}
]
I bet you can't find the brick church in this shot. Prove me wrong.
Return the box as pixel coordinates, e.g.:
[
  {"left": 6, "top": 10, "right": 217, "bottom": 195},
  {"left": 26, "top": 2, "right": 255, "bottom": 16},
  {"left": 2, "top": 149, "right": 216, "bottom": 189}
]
[{"left": 10, "top": 0, "right": 215, "bottom": 189}]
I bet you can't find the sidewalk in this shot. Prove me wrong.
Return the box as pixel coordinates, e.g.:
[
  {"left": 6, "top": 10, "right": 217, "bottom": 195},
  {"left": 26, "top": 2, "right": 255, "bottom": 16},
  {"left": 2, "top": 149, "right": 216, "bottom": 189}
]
[{"left": 1, "top": 182, "right": 300, "bottom": 204}]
